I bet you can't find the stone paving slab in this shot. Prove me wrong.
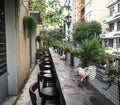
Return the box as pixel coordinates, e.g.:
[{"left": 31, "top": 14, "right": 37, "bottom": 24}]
[
  {"left": 15, "top": 65, "right": 40, "bottom": 105},
  {"left": 1, "top": 96, "right": 17, "bottom": 105}
]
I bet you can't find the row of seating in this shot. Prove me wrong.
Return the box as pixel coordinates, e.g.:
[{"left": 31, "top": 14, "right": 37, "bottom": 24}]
[{"left": 29, "top": 49, "right": 60, "bottom": 105}]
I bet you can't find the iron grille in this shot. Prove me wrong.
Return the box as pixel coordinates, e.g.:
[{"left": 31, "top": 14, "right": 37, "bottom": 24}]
[{"left": 0, "top": 0, "right": 7, "bottom": 75}]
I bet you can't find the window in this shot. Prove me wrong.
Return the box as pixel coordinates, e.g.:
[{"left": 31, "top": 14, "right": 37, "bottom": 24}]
[
  {"left": 109, "top": 23, "right": 114, "bottom": 32},
  {"left": 117, "top": 21, "right": 120, "bottom": 31},
  {"left": 108, "top": 39, "right": 113, "bottom": 47},
  {"left": 104, "top": 39, "right": 107, "bottom": 46},
  {"left": 109, "top": 7, "right": 114, "bottom": 16},
  {"left": 118, "top": 3, "right": 120, "bottom": 13},
  {"left": 116, "top": 38, "right": 120, "bottom": 48}
]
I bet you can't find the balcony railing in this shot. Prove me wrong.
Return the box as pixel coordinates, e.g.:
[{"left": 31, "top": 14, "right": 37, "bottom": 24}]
[
  {"left": 106, "top": 0, "right": 119, "bottom": 8},
  {"left": 105, "top": 12, "right": 120, "bottom": 23}
]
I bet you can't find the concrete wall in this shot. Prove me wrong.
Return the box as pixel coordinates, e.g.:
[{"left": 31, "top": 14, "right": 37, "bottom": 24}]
[
  {"left": 16, "top": 0, "right": 30, "bottom": 92},
  {"left": 5, "top": 0, "right": 30, "bottom": 95},
  {"left": 85, "top": 0, "right": 108, "bottom": 33},
  {"left": 5, "top": 0, "right": 18, "bottom": 95},
  {"left": 0, "top": 73, "right": 8, "bottom": 104}
]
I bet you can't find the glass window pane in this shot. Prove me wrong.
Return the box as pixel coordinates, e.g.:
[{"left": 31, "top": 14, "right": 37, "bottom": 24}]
[
  {"left": 108, "top": 39, "right": 113, "bottom": 47},
  {"left": 109, "top": 23, "right": 114, "bottom": 32},
  {"left": 117, "top": 21, "right": 120, "bottom": 31},
  {"left": 109, "top": 7, "right": 114, "bottom": 16},
  {"left": 118, "top": 3, "right": 120, "bottom": 13}
]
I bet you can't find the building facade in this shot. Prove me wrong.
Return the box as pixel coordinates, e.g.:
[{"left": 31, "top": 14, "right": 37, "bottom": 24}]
[
  {"left": 74, "top": 0, "right": 85, "bottom": 26},
  {"left": 0, "top": 0, "right": 35, "bottom": 104},
  {"left": 84, "top": 0, "right": 108, "bottom": 34},
  {"left": 102, "top": 0, "right": 120, "bottom": 55}
]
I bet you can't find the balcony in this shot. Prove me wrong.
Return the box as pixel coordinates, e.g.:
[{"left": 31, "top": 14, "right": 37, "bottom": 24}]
[
  {"left": 105, "top": 12, "right": 120, "bottom": 23},
  {"left": 102, "top": 30, "right": 120, "bottom": 38},
  {"left": 106, "top": 0, "right": 119, "bottom": 8}
]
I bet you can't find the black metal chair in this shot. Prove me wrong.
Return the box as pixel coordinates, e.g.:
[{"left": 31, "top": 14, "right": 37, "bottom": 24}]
[
  {"left": 37, "top": 73, "right": 59, "bottom": 105},
  {"left": 29, "top": 82, "right": 38, "bottom": 105},
  {"left": 38, "top": 72, "right": 56, "bottom": 88}
]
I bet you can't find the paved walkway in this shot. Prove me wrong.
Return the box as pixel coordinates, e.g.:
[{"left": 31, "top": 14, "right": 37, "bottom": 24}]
[
  {"left": 15, "top": 65, "right": 40, "bottom": 105},
  {"left": 1, "top": 65, "right": 40, "bottom": 105}
]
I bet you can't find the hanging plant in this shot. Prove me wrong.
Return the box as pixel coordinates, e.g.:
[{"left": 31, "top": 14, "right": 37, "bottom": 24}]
[{"left": 23, "top": 16, "right": 37, "bottom": 37}]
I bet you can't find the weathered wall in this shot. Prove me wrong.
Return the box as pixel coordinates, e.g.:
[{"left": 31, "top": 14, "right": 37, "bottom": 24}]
[{"left": 16, "top": 0, "right": 30, "bottom": 92}]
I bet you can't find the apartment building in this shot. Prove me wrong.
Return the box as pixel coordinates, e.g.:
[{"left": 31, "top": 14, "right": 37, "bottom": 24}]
[
  {"left": 102, "top": 0, "right": 120, "bottom": 55},
  {"left": 84, "top": 0, "right": 108, "bottom": 34},
  {"left": 74, "top": 0, "right": 85, "bottom": 26}
]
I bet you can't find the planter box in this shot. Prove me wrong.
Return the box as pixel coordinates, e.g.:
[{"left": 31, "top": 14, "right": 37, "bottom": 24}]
[
  {"left": 60, "top": 48, "right": 63, "bottom": 56},
  {"left": 73, "top": 55, "right": 80, "bottom": 68},
  {"left": 66, "top": 52, "right": 71, "bottom": 65},
  {"left": 70, "top": 53, "right": 74, "bottom": 66}
]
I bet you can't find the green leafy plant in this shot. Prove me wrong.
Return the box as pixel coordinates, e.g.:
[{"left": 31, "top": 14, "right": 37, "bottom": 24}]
[
  {"left": 80, "top": 37, "right": 106, "bottom": 63},
  {"left": 72, "top": 21, "right": 102, "bottom": 43},
  {"left": 36, "top": 35, "right": 41, "bottom": 43},
  {"left": 70, "top": 48, "right": 81, "bottom": 56},
  {"left": 103, "top": 56, "right": 120, "bottom": 89},
  {"left": 63, "top": 42, "right": 72, "bottom": 52},
  {"left": 36, "top": 47, "right": 44, "bottom": 59},
  {"left": 23, "top": 16, "right": 37, "bottom": 37},
  {"left": 36, "top": 35, "right": 41, "bottom": 48}
]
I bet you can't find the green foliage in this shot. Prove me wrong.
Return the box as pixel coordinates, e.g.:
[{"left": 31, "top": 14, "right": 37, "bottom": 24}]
[
  {"left": 53, "top": 40, "right": 61, "bottom": 47},
  {"left": 35, "top": 47, "right": 46, "bottom": 59},
  {"left": 103, "top": 57, "right": 120, "bottom": 89},
  {"left": 62, "top": 42, "right": 72, "bottom": 51},
  {"left": 36, "top": 48, "right": 43, "bottom": 59},
  {"left": 70, "top": 48, "right": 81, "bottom": 56},
  {"left": 64, "top": 5, "right": 72, "bottom": 11},
  {"left": 36, "top": 35, "right": 41, "bottom": 43},
  {"left": 87, "top": 21, "right": 102, "bottom": 38},
  {"left": 72, "top": 21, "right": 102, "bottom": 43},
  {"left": 80, "top": 37, "right": 106, "bottom": 63},
  {"left": 43, "top": 0, "right": 66, "bottom": 26},
  {"left": 23, "top": 16, "right": 37, "bottom": 37},
  {"left": 29, "top": 0, "right": 45, "bottom": 21},
  {"left": 72, "top": 21, "right": 88, "bottom": 43}
]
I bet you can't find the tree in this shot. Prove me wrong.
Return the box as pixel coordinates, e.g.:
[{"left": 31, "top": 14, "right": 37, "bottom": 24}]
[
  {"left": 29, "top": 0, "right": 71, "bottom": 27},
  {"left": 72, "top": 21, "right": 102, "bottom": 43},
  {"left": 87, "top": 21, "right": 102, "bottom": 38},
  {"left": 72, "top": 21, "right": 88, "bottom": 43}
]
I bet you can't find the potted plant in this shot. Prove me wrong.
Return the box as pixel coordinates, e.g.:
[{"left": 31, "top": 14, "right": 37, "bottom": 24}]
[
  {"left": 80, "top": 37, "right": 106, "bottom": 66},
  {"left": 36, "top": 35, "right": 41, "bottom": 48},
  {"left": 70, "top": 48, "right": 81, "bottom": 68},
  {"left": 36, "top": 47, "right": 44, "bottom": 63},
  {"left": 23, "top": 16, "right": 37, "bottom": 38}
]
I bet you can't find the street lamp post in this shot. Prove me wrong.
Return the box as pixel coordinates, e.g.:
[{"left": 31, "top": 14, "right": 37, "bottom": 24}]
[{"left": 66, "top": 13, "right": 72, "bottom": 42}]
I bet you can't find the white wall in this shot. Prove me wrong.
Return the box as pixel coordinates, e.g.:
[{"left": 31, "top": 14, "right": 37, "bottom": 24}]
[{"left": 5, "top": 0, "right": 18, "bottom": 95}]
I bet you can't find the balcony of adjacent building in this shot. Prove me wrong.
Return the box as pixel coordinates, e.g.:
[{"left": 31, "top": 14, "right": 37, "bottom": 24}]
[
  {"left": 105, "top": 12, "right": 120, "bottom": 23},
  {"left": 106, "top": 0, "right": 119, "bottom": 8},
  {"left": 102, "top": 29, "right": 120, "bottom": 55}
]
